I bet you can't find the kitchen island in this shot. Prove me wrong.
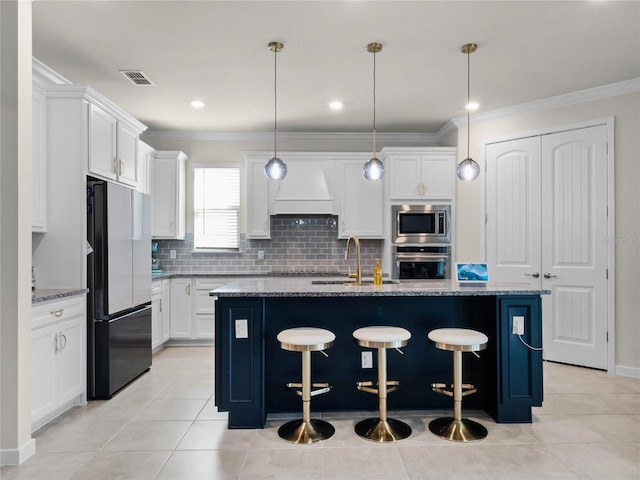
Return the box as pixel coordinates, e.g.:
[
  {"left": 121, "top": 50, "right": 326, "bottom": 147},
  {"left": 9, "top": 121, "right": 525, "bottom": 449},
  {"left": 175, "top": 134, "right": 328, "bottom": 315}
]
[{"left": 211, "top": 278, "right": 550, "bottom": 428}]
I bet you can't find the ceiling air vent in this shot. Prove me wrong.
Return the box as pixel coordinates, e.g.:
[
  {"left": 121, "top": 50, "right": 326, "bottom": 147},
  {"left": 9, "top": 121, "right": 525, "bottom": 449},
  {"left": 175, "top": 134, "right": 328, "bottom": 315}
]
[{"left": 119, "top": 70, "right": 154, "bottom": 86}]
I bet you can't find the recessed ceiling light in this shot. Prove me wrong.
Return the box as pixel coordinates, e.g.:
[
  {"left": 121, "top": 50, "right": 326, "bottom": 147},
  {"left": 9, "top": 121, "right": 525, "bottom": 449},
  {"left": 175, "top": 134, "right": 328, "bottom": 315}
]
[
  {"left": 466, "top": 101, "right": 479, "bottom": 111},
  {"left": 191, "top": 100, "right": 205, "bottom": 109},
  {"left": 329, "top": 101, "right": 343, "bottom": 111}
]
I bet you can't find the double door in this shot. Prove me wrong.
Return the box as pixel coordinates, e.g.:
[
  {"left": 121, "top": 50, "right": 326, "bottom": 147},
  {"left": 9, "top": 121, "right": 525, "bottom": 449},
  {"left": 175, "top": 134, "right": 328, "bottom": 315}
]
[{"left": 486, "top": 125, "right": 609, "bottom": 369}]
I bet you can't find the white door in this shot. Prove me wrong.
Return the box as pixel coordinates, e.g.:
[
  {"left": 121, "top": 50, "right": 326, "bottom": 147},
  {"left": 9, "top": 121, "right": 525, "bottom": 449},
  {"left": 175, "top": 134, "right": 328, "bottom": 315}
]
[
  {"left": 486, "top": 125, "right": 609, "bottom": 369},
  {"left": 541, "top": 126, "right": 608, "bottom": 368}
]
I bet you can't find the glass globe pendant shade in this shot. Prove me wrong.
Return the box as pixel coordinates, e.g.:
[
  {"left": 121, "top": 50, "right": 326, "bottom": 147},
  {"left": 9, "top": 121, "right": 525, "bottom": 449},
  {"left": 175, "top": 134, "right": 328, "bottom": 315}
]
[
  {"left": 363, "top": 156, "right": 385, "bottom": 181},
  {"left": 264, "top": 156, "right": 287, "bottom": 180},
  {"left": 457, "top": 158, "right": 480, "bottom": 181}
]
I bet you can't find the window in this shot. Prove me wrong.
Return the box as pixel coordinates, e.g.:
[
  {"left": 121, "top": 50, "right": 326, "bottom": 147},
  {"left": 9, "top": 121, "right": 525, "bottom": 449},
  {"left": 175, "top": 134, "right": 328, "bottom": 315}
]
[{"left": 193, "top": 165, "right": 240, "bottom": 250}]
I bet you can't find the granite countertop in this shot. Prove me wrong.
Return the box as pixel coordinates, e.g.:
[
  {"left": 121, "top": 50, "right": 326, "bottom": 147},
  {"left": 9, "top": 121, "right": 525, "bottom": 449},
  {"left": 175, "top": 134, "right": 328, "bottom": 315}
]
[
  {"left": 210, "top": 277, "right": 552, "bottom": 298},
  {"left": 32, "top": 288, "right": 89, "bottom": 305},
  {"left": 152, "top": 271, "right": 348, "bottom": 281}
]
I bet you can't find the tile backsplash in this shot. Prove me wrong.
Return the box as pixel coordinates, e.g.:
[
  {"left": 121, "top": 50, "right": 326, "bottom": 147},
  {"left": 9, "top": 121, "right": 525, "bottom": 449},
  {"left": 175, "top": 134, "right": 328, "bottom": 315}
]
[{"left": 154, "top": 215, "right": 383, "bottom": 276}]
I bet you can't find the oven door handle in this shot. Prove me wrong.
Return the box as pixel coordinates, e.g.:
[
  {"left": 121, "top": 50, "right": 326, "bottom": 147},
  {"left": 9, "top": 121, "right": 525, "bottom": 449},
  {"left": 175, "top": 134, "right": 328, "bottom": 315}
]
[{"left": 393, "top": 254, "right": 451, "bottom": 262}]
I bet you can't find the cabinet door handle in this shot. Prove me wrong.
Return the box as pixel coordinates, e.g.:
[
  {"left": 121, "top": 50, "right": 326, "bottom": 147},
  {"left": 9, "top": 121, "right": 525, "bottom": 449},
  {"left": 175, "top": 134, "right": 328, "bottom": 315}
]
[
  {"left": 113, "top": 157, "right": 119, "bottom": 174},
  {"left": 159, "top": 299, "right": 163, "bottom": 312},
  {"left": 525, "top": 272, "right": 540, "bottom": 278},
  {"left": 119, "top": 159, "right": 124, "bottom": 176},
  {"left": 51, "top": 308, "right": 64, "bottom": 317},
  {"left": 186, "top": 284, "right": 191, "bottom": 295},
  {"left": 415, "top": 184, "right": 421, "bottom": 196},
  {"left": 59, "top": 333, "right": 67, "bottom": 352},
  {"left": 543, "top": 273, "right": 558, "bottom": 279},
  {"left": 53, "top": 333, "right": 59, "bottom": 354}
]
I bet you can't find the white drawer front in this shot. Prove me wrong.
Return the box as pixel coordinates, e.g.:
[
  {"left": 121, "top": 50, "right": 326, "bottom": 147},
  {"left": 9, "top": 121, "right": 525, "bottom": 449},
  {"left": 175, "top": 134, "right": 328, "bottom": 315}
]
[{"left": 32, "top": 296, "right": 85, "bottom": 329}]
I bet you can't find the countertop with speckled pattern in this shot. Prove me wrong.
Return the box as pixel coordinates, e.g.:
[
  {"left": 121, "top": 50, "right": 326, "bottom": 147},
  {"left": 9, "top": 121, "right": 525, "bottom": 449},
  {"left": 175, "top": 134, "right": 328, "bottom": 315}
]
[{"left": 210, "top": 277, "right": 551, "bottom": 298}]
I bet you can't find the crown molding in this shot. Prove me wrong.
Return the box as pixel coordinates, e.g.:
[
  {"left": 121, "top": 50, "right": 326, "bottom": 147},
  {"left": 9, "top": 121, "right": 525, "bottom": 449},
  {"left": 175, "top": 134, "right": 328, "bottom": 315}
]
[
  {"left": 452, "top": 77, "right": 640, "bottom": 128},
  {"left": 141, "top": 130, "right": 440, "bottom": 144}
]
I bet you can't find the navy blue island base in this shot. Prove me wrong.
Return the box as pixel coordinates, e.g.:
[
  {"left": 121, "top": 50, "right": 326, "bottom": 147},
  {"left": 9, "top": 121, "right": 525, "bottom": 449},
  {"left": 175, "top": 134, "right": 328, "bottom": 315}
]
[{"left": 212, "top": 278, "right": 548, "bottom": 429}]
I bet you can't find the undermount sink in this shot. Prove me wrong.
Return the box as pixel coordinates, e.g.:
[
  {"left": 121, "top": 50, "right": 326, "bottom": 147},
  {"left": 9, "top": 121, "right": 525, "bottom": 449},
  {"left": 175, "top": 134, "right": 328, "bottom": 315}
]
[{"left": 311, "top": 279, "right": 399, "bottom": 285}]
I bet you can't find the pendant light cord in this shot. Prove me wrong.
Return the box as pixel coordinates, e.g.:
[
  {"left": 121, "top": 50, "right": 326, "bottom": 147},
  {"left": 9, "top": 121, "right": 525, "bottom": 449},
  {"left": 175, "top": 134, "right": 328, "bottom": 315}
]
[
  {"left": 273, "top": 47, "right": 278, "bottom": 159},
  {"left": 466, "top": 49, "right": 470, "bottom": 160},
  {"left": 372, "top": 48, "right": 377, "bottom": 159}
]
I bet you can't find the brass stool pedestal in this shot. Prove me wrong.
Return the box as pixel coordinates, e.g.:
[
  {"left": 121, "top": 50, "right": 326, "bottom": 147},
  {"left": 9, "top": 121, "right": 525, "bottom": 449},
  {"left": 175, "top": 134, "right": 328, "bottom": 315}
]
[
  {"left": 278, "top": 418, "right": 335, "bottom": 444},
  {"left": 355, "top": 417, "right": 412, "bottom": 442},
  {"left": 428, "top": 417, "right": 488, "bottom": 442}
]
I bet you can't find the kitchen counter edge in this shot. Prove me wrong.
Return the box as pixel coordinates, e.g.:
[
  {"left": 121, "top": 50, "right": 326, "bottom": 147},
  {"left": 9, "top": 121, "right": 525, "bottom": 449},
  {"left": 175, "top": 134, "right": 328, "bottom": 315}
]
[
  {"left": 210, "top": 278, "right": 551, "bottom": 298},
  {"left": 32, "top": 288, "right": 89, "bottom": 305}
]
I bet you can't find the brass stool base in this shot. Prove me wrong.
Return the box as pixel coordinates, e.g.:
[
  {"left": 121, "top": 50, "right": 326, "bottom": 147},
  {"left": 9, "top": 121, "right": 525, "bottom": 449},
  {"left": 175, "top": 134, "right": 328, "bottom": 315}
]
[
  {"left": 278, "top": 419, "right": 335, "bottom": 444},
  {"left": 354, "top": 418, "right": 412, "bottom": 442},
  {"left": 428, "top": 417, "right": 488, "bottom": 442}
]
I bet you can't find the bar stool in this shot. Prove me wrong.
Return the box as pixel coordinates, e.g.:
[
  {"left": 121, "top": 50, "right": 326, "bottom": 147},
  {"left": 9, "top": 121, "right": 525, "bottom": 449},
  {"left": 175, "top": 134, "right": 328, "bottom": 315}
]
[
  {"left": 428, "top": 328, "right": 488, "bottom": 442},
  {"left": 276, "top": 327, "right": 335, "bottom": 444},
  {"left": 353, "top": 326, "right": 412, "bottom": 442}
]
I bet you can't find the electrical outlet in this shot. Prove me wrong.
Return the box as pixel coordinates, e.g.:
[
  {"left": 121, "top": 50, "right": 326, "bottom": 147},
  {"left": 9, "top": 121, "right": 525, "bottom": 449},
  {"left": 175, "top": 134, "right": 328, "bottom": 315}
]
[
  {"left": 513, "top": 316, "right": 525, "bottom": 335},
  {"left": 169, "top": 249, "right": 176, "bottom": 259},
  {"left": 361, "top": 351, "right": 373, "bottom": 369},
  {"left": 235, "top": 319, "right": 248, "bottom": 339},
  {"left": 257, "top": 250, "right": 265, "bottom": 260}
]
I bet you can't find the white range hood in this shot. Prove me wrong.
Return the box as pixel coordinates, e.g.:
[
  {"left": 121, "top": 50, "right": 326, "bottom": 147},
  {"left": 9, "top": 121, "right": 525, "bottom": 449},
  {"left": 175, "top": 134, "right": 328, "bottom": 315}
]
[{"left": 272, "top": 160, "right": 334, "bottom": 214}]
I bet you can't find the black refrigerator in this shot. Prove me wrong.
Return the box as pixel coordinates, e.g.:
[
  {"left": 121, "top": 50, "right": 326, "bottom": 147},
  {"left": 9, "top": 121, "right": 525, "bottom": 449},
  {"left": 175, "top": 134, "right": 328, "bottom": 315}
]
[{"left": 87, "top": 179, "right": 152, "bottom": 399}]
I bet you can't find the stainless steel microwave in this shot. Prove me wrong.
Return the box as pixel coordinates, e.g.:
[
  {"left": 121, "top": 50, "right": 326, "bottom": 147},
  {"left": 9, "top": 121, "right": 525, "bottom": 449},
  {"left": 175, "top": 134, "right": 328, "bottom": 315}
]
[{"left": 391, "top": 204, "right": 451, "bottom": 244}]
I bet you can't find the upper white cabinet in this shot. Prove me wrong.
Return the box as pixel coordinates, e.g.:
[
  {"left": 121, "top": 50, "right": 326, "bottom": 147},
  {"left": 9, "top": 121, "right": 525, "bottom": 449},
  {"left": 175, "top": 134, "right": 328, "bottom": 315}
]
[
  {"left": 32, "top": 87, "right": 47, "bottom": 232},
  {"left": 245, "top": 158, "right": 271, "bottom": 238},
  {"left": 88, "top": 103, "right": 141, "bottom": 189},
  {"left": 150, "top": 151, "right": 187, "bottom": 239},
  {"left": 137, "top": 140, "right": 155, "bottom": 195},
  {"left": 384, "top": 148, "right": 456, "bottom": 201},
  {"left": 336, "top": 158, "right": 383, "bottom": 238}
]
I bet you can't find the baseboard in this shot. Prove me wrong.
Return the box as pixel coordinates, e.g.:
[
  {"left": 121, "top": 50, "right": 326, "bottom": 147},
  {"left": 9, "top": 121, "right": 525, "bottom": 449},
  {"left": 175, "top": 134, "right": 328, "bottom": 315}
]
[
  {"left": 615, "top": 364, "right": 640, "bottom": 379},
  {"left": 0, "top": 438, "right": 36, "bottom": 466}
]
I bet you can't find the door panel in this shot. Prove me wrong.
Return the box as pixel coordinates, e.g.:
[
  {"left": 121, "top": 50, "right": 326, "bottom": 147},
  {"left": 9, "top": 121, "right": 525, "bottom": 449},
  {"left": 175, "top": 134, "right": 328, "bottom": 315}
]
[
  {"left": 486, "top": 125, "right": 608, "bottom": 370},
  {"left": 542, "top": 126, "right": 608, "bottom": 369},
  {"left": 486, "top": 137, "right": 541, "bottom": 286}
]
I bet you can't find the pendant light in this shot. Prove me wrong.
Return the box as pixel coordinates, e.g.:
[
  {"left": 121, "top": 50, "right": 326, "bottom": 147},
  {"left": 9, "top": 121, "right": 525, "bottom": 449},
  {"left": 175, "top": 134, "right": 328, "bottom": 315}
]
[
  {"left": 363, "top": 42, "right": 385, "bottom": 181},
  {"left": 264, "top": 41, "right": 287, "bottom": 180},
  {"left": 457, "top": 43, "right": 480, "bottom": 181}
]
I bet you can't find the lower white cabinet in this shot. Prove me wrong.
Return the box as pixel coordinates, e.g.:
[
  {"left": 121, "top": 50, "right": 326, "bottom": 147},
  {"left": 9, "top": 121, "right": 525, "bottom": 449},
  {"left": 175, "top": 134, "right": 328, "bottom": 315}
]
[
  {"left": 151, "top": 279, "right": 171, "bottom": 349},
  {"left": 31, "top": 295, "right": 86, "bottom": 431},
  {"left": 168, "top": 277, "right": 230, "bottom": 342}
]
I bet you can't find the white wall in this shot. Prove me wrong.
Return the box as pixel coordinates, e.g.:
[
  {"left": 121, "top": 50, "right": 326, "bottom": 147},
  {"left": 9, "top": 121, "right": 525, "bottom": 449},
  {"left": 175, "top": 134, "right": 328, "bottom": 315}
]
[{"left": 455, "top": 91, "right": 640, "bottom": 374}]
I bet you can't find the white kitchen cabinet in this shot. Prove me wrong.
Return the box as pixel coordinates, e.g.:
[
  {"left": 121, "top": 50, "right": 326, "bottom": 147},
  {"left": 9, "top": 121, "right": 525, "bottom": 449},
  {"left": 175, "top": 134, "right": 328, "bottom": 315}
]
[
  {"left": 385, "top": 148, "right": 456, "bottom": 201},
  {"left": 194, "top": 278, "right": 227, "bottom": 339},
  {"left": 138, "top": 140, "right": 155, "bottom": 195},
  {"left": 32, "top": 87, "right": 48, "bottom": 232},
  {"left": 151, "top": 278, "right": 171, "bottom": 349},
  {"left": 245, "top": 159, "right": 271, "bottom": 238},
  {"left": 151, "top": 281, "right": 163, "bottom": 349},
  {"left": 150, "top": 151, "right": 187, "bottom": 239},
  {"left": 88, "top": 102, "right": 142, "bottom": 189},
  {"left": 31, "top": 295, "right": 86, "bottom": 431},
  {"left": 161, "top": 279, "right": 171, "bottom": 344},
  {"left": 170, "top": 277, "right": 192, "bottom": 339},
  {"left": 337, "top": 159, "right": 384, "bottom": 238}
]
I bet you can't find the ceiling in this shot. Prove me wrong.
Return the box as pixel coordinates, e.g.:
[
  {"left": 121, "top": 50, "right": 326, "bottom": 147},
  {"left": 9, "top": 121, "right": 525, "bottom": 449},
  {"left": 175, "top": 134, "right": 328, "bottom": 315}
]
[{"left": 32, "top": 1, "right": 640, "bottom": 134}]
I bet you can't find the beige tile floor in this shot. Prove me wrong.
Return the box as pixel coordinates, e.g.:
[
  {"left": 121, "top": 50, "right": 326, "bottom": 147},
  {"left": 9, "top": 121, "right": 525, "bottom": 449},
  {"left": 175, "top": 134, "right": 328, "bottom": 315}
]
[{"left": 2, "top": 346, "right": 639, "bottom": 480}]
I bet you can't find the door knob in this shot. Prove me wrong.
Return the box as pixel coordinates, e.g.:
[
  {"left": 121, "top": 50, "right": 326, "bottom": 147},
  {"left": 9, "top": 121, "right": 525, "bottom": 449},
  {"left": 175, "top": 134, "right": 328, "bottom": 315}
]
[
  {"left": 525, "top": 272, "right": 540, "bottom": 278},
  {"left": 543, "top": 273, "right": 557, "bottom": 279}
]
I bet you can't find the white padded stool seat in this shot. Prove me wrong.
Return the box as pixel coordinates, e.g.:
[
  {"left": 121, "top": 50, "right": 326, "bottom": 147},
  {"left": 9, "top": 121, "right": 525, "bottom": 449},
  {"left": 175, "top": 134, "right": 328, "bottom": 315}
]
[
  {"left": 428, "top": 328, "right": 488, "bottom": 352},
  {"left": 353, "top": 326, "right": 411, "bottom": 349},
  {"left": 278, "top": 327, "right": 335, "bottom": 352}
]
